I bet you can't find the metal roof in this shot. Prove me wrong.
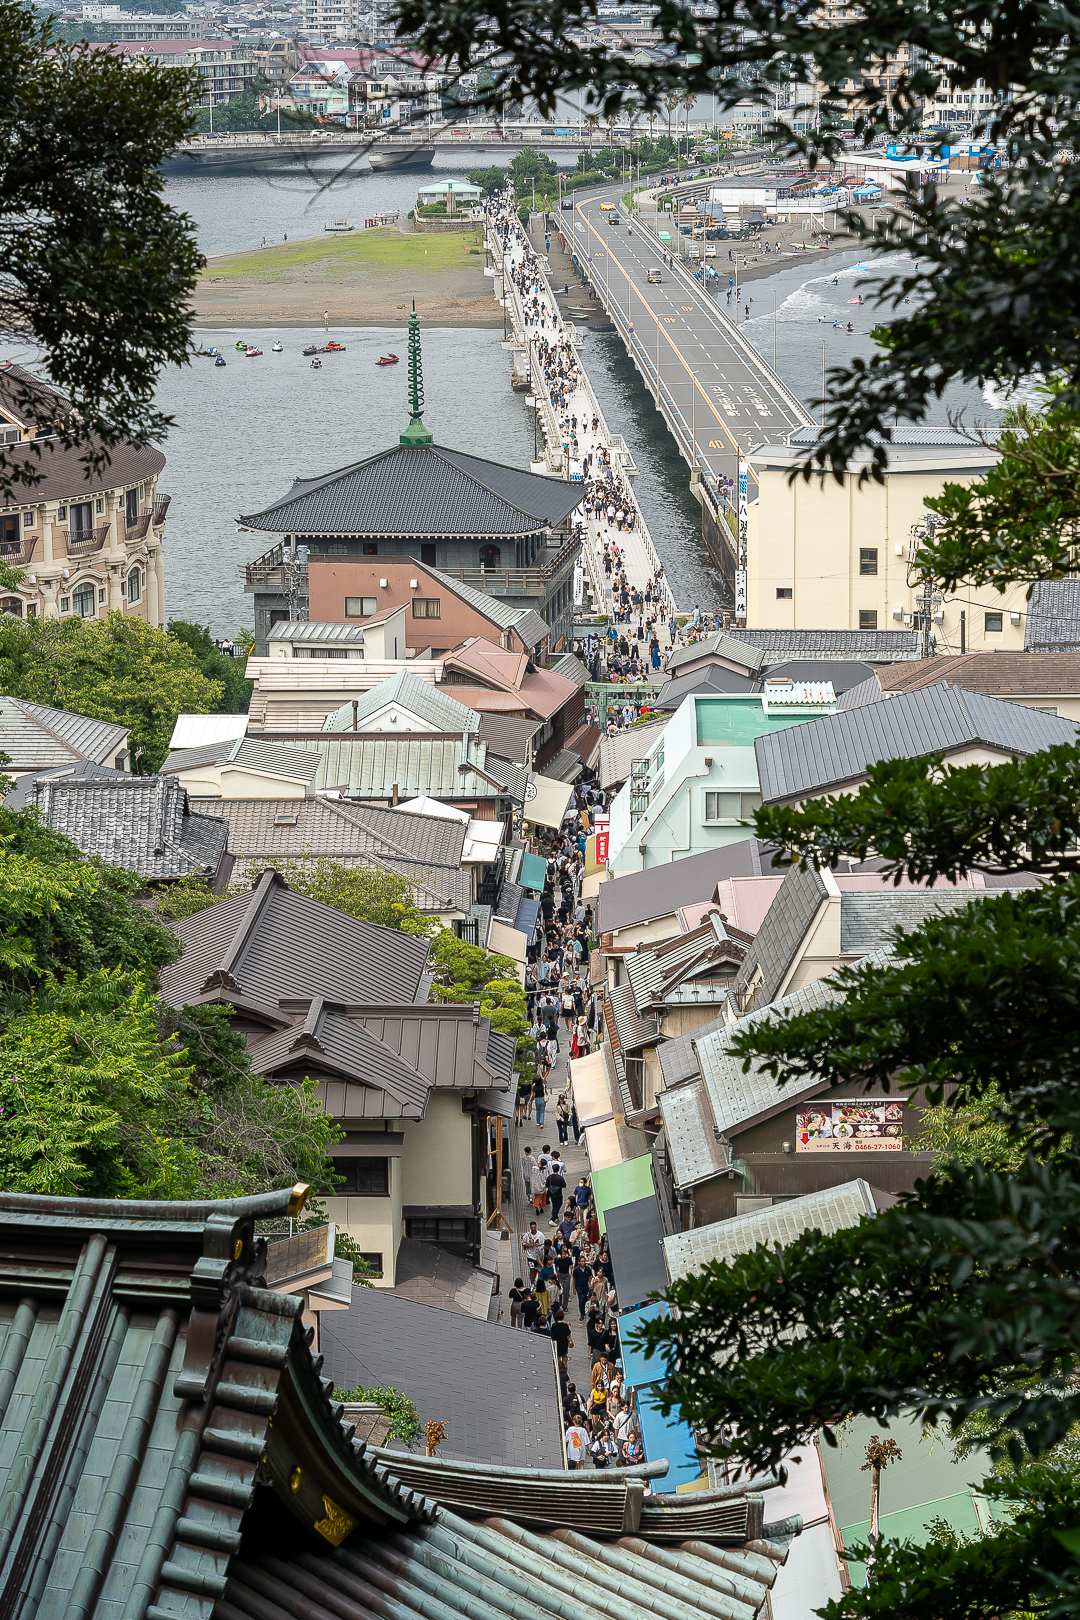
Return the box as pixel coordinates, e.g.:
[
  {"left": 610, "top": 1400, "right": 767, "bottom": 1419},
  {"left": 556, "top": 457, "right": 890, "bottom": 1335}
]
[
  {"left": 654, "top": 666, "right": 760, "bottom": 710},
  {"left": 838, "top": 885, "right": 1030, "bottom": 954},
  {"left": 657, "top": 1012, "right": 727, "bottom": 1091},
  {"left": 267, "top": 735, "right": 503, "bottom": 797},
  {"left": 756, "top": 683, "right": 1080, "bottom": 804},
  {"left": 475, "top": 711, "right": 542, "bottom": 764},
  {"left": 730, "top": 864, "right": 829, "bottom": 1009},
  {"left": 160, "top": 868, "right": 430, "bottom": 1010},
  {"left": 0, "top": 695, "right": 129, "bottom": 771},
  {"left": 25, "top": 773, "right": 227, "bottom": 880},
  {"left": 607, "top": 982, "right": 660, "bottom": 1054},
  {"left": 596, "top": 720, "right": 670, "bottom": 789},
  {"left": 726, "top": 628, "right": 921, "bottom": 660},
  {"left": 551, "top": 651, "right": 592, "bottom": 687},
  {"left": 658, "top": 1079, "right": 732, "bottom": 1189},
  {"left": 268, "top": 619, "right": 369, "bottom": 644},
  {"left": 249, "top": 1000, "right": 432, "bottom": 1113},
  {"left": 239, "top": 443, "right": 584, "bottom": 537},
  {"left": 322, "top": 668, "right": 480, "bottom": 734},
  {"left": 666, "top": 633, "right": 768, "bottom": 675},
  {"left": 664, "top": 1180, "right": 880, "bottom": 1277},
  {"left": 170, "top": 711, "right": 249, "bottom": 750},
  {"left": 598, "top": 841, "right": 780, "bottom": 935},
  {"left": 695, "top": 953, "right": 894, "bottom": 1136}
]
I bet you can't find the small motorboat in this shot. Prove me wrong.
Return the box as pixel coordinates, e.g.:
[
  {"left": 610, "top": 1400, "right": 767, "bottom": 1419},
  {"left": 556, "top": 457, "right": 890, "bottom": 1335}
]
[
  {"left": 235, "top": 340, "right": 248, "bottom": 351},
  {"left": 215, "top": 355, "right": 226, "bottom": 367},
  {"left": 324, "top": 219, "right": 355, "bottom": 232},
  {"left": 245, "top": 346, "right": 262, "bottom": 357},
  {"left": 302, "top": 344, "right": 319, "bottom": 356},
  {"left": 376, "top": 353, "right": 399, "bottom": 366},
  {"left": 271, "top": 341, "right": 283, "bottom": 352},
  {"left": 322, "top": 341, "right": 346, "bottom": 353},
  {"left": 310, "top": 358, "right": 322, "bottom": 369},
  {"left": 206, "top": 346, "right": 219, "bottom": 357}
]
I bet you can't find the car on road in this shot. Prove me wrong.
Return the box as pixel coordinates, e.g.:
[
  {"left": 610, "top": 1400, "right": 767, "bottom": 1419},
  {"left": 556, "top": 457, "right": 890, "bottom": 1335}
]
[
  {"left": 561, "top": 199, "right": 573, "bottom": 209},
  {"left": 599, "top": 202, "right": 615, "bottom": 211},
  {"left": 609, "top": 212, "right": 621, "bottom": 224},
  {"left": 645, "top": 267, "right": 662, "bottom": 283}
]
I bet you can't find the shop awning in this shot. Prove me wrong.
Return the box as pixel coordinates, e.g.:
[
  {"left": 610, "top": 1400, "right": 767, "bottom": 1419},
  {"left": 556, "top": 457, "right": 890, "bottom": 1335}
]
[
  {"left": 514, "top": 895, "right": 540, "bottom": 942},
  {"left": 604, "top": 1194, "right": 668, "bottom": 1310},
  {"left": 584, "top": 1118, "right": 624, "bottom": 1172},
  {"left": 591, "top": 1153, "right": 656, "bottom": 1235},
  {"left": 519, "top": 851, "right": 548, "bottom": 891},
  {"left": 636, "top": 1388, "right": 702, "bottom": 1492},
  {"left": 522, "top": 772, "right": 574, "bottom": 831},
  {"left": 569, "top": 1048, "right": 612, "bottom": 1127}
]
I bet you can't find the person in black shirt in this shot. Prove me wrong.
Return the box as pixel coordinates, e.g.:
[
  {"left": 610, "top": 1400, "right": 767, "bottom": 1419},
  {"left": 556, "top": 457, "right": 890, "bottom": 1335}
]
[
  {"left": 508, "top": 1277, "right": 526, "bottom": 1329},
  {"left": 547, "top": 1166, "right": 566, "bottom": 1227},
  {"left": 520, "top": 1290, "right": 541, "bottom": 1331},
  {"left": 547, "top": 1307, "right": 572, "bottom": 1373}
]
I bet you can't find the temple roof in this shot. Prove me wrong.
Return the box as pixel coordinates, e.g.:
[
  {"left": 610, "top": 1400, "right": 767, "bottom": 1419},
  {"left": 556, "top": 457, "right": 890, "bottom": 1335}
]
[{"left": 238, "top": 445, "right": 584, "bottom": 539}]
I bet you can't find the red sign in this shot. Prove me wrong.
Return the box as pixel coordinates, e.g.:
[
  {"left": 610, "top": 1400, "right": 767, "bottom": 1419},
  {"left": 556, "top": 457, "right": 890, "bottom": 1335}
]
[{"left": 595, "top": 831, "right": 609, "bottom": 863}]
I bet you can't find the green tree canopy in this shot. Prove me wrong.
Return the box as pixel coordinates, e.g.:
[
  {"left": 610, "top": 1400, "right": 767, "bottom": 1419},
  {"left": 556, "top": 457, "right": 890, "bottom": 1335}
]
[
  {"left": 0, "top": 2, "right": 201, "bottom": 500},
  {"left": 0, "top": 611, "right": 223, "bottom": 772},
  {"left": 167, "top": 619, "right": 253, "bottom": 715}
]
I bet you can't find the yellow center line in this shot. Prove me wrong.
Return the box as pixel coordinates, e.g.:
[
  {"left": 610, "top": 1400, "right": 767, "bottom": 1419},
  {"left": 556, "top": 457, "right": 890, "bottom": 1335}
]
[{"left": 573, "top": 200, "right": 758, "bottom": 482}]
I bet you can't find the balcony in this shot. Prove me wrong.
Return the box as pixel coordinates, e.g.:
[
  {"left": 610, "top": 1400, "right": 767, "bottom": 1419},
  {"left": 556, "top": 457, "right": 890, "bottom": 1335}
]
[
  {"left": 61, "top": 524, "right": 110, "bottom": 556},
  {"left": 155, "top": 494, "right": 171, "bottom": 525},
  {"left": 0, "top": 533, "right": 39, "bottom": 567},
  {"left": 243, "top": 538, "right": 580, "bottom": 597},
  {"left": 126, "top": 510, "right": 152, "bottom": 541}
]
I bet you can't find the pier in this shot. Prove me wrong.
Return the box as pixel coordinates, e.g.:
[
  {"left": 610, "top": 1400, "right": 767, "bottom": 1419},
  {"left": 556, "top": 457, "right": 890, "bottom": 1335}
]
[
  {"left": 565, "top": 188, "right": 814, "bottom": 604},
  {"left": 487, "top": 213, "right": 679, "bottom": 621}
]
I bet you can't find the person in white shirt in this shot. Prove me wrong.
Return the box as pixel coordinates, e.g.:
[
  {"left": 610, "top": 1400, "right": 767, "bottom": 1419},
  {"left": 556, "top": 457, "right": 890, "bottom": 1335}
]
[
  {"left": 565, "top": 1422, "right": 590, "bottom": 1470},
  {"left": 521, "top": 1221, "right": 544, "bottom": 1279}
]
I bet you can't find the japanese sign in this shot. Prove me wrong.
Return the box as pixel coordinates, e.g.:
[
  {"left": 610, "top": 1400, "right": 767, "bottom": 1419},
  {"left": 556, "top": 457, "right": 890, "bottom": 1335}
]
[{"left": 795, "top": 1099, "right": 904, "bottom": 1151}]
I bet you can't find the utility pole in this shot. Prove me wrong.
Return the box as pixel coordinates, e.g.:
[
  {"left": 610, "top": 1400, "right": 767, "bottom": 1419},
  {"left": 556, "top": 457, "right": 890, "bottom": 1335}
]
[
  {"left": 908, "top": 511, "right": 946, "bottom": 659},
  {"left": 862, "top": 1435, "right": 902, "bottom": 1584}
]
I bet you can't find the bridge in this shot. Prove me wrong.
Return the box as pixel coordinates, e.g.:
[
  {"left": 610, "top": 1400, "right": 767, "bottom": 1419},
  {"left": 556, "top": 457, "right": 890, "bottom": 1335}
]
[
  {"left": 566, "top": 185, "right": 813, "bottom": 605},
  {"left": 167, "top": 124, "right": 661, "bottom": 169}
]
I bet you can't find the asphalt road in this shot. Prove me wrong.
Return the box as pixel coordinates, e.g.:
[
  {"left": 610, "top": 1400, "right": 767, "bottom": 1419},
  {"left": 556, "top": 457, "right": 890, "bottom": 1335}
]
[{"left": 569, "top": 189, "right": 813, "bottom": 497}]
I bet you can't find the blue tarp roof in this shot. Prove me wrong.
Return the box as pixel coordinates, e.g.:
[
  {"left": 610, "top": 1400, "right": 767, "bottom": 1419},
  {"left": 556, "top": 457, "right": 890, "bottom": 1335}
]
[
  {"left": 637, "top": 1386, "right": 702, "bottom": 1492},
  {"left": 519, "top": 852, "right": 548, "bottom": 891},
  {"left": 618, "top": 1301, "right": 669, "bottom": 1390},
  {"left": 514, "top": 895, "right": 540, "bottom": 943}
]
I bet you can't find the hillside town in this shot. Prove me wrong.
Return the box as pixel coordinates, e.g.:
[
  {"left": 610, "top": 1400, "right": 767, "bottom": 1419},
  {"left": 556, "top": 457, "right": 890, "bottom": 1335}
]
[{"left": 1, "top": 1, "right": 1078, "bottom": 1618}]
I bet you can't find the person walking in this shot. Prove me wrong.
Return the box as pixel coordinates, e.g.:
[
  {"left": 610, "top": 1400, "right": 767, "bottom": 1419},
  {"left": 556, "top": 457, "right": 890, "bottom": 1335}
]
[
  {"left": 509, "top": 1277, "right": 526, "bottom": 1329},
  {"left": 573, "top": 1254, "right": 591, "bottom": 1321},
  {"left": 531, "top": 1071, "right": 547, "bottom": 1126},
  {"left": 323, "top": 308, "right": 329, "bottom": 331},
  {"left": 547, "top": 1305, "right": 572, "bottom": 1375},
  {"left": 554, "top": 1244, "right": 573, "bottom": 1310},
  {"left": 522, "top": 1220, "right": 543, "bottom": 1281},
  {"left": 565, "top": 1417, "right": 590, "bottom": 1471},
  {"left": 555, "top": 1092, "right": 571, "bottom": 1145},
  {"left": 547, "top": 1161, "right": 567, "bottom": 1227}
]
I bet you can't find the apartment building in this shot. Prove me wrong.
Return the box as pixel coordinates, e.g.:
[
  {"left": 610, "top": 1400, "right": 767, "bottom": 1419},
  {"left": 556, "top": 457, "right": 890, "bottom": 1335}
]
[{"left": 110, "top": 38, "right": 256, "bottom": 105}]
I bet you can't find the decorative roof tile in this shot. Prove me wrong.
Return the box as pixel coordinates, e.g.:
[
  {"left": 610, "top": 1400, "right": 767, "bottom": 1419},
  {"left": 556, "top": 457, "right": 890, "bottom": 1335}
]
[{"left": 25, "top": 772, "right": 227, "bottom": 880}]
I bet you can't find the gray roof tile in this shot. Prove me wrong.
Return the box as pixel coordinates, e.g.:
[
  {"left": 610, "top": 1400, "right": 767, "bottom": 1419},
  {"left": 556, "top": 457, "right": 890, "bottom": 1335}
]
[
  {"left": 730, "top": 864, "right": 829, "bottom": 1008},
  {"left": 729, "top": 628, "right": 921, "bottom": 659},
  {"left": 756, "top": 683, "right": 1080, "bottom": 804},
  {"left": 666, "top": 632, "right": 768, "bottom": 675},
  {"left": 657, "top": 1012, "right": 727, "bottom": 1091},
  {"left": 598, "top": 840, "right": 781, "bottom": 934},
  {"left": 26, "top": 773, "right": 226, "bottom": 881},
  {"left": 658, "top": 1080, "right": 731, "bottom": 1189},
  {"left": 240, "top": 444, "right": 584, "bottom": 538},
  {"left": 1025, "top": 580, "right": 1080, "bottom": 652},
  {"left": 0, "top": 696, "right": 129, "bottom": 772},
  {"left": 838, "top": 885, "right": 1032, "bottom": 953},
  {"left": 664, "top": 1180, "right": 879, "bottom": 1275}
]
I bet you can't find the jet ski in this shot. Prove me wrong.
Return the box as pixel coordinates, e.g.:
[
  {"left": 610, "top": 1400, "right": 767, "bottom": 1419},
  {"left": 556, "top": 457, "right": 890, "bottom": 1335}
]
[
  {"left": 245, "top": 346, "right": 262, "bottom": 357},
  {"left": 215, "top": 354, "right": 226, "bottom": 367},
  {"left": 322, "top": 340, "right": 346, "bottom": 353},
  {"left": 376, "top": 353, "right": 399, "bottom": 365},
  {"left": 271, "top": 341, "right": 283, "bottom": 352},
  {"left": 235, "top": 340, "right": 248, "bottom": 351},
  {"left": 302, "top": 344, "right": 319, "bottom": 356}
]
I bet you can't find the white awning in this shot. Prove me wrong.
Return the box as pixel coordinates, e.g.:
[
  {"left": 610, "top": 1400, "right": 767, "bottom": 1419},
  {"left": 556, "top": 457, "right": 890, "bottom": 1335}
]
[
  {"left": 570, "top": 1049, "right": 613, "bottom": 1127},
  {"left": 522, "top": 771, "right": 574, "bottom": 831},
  {"left": 585, "top": 1118, "right": 624, "bottom": 1172}
]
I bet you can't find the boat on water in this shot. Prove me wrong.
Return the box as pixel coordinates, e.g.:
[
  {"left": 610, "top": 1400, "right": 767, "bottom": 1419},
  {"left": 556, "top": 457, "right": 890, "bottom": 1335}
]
[
  {"left": 310, "top": 358, "right": 322, "bottom": 368},
  {"left": 215, "top": 355, "right": 226, "bottom": 367},
  {"left": 324, "top": 219, "right": 355, "bottom": 232},
  {"left": 235, "top": 340, "right": 248, "bottom": 351},
  {"left": 245, "top": 347, "right": 262, "bottom": 357},
  {"left": 321, "top": 341, "right": 346, "bottom": 353},
  {"left": 367, "top": 144, "right": 435, "bottom": 173},
  {"left": 271, "top": 341, "right": 283, "bottom": 352},
  {"left": 302, "top": 344, "right": 319, "bottom": 356},
  {"left": 376, "top": 353, "right": 399, "bottom": 366}
]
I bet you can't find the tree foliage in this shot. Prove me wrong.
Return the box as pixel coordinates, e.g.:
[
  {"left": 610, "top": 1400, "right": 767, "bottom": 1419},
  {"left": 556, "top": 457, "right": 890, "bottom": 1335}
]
[
  {"left": 167, "top": 620, "right": 253, "bottom": 715},
  {"left": 0, "top": 611, "right": 222, "bottom": 772},
  {"left": 0, "top": 2, "right": 202, "bottom": 500}
]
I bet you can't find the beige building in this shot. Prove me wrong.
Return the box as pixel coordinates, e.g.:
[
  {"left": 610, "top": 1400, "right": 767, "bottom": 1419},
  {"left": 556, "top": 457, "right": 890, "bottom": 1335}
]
[
  {"left": 0, "top": 363, "right": 167, "bottom": 625},
  {"left": 745, "top": 428, "right": 1026, "bottom": 652}
]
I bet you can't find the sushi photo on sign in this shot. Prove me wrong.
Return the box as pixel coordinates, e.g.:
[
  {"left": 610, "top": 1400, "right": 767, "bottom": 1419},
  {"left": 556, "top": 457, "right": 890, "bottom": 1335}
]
[{"left": 795, "top": 1099, "right": 904, "bottom": 1151}]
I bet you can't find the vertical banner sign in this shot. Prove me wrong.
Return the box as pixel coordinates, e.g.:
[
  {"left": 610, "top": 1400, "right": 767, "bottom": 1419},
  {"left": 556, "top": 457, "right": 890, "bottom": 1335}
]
[
  {"left": 595, "top": 830, "right": 609, "bottom": 863},
  {"left": 736, "top": 461, "right": 749, "bottom": 618},
  {"left": 573, "top": 562, "right": 584, "bottom": 605}
]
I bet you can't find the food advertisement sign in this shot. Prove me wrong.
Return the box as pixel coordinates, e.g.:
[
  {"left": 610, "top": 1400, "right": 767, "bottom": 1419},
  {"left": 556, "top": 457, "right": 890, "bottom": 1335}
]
[{"left": 795, "top": 1099, "right": 904, "bottom": 1151}]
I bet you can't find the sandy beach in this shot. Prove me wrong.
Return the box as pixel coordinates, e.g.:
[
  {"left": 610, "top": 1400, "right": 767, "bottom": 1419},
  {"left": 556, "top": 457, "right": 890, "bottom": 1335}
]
[{"left": 191, "top": 225, "right": 502, "bottom": 327}]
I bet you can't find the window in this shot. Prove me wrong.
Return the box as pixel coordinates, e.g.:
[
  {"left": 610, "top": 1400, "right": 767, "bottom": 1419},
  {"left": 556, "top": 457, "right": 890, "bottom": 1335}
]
[
  {"left": 406, "top": 1216, "right": 469, "bottom": 1242},
  {"left": 125, "top": 488, "right": 139, "bottom": 527},
  {"left": 345, "top": 596, "right": 378, "bottom": 617},
  {"left": 326, "top": 542, "right": 348, "bottom": 555},
  {"left": 56, "top": 506, "right": 66, "bottom": 522},
  {"left": 412, "top": 598, "right": 441, "bottom": 619},
  {"left": 859, "top": 547, "right": 878, "bottom": 575},
  {"left": 95, "top": 498, "right": 104, "bottom": 514},
  {"left": 775, "top": 587, "right": 792, "bottom": 599},
  {"left": 363, "top": 542, "right": 378, "bottom": 555},
  {"left": 859, "top": 609, "right": 878, "bottom": 629},
  {"left": 127, "top": 568, "right": 141, "bottom": 603},
  {"left": 23, "top": 511, "right": 34, "bottom": 527},
  {"left": 355, "top": 1252, "right": 383, "bottom": 1276},
  {"left": 985, "top": 611, "right": 1003, "bottom": 633},
  {"left": 705, "top": 790, "right": 762, "bottom": 821},
  {"left": 420, "top": 543, "right": 437, "bottom": 565},
  {"left": 71, "top": 582, "right": 95, "bottom": 618},
  {"left": 70, "top": 501, "right": 93, "bottom": 537},
  {"left": 59, "top": 596, "right": 70, "bottom": 613},
  {"left": 332, "top": 1156, "right": 389, "bottom": 1195},
  {"left": 98, "top": 588, "right": 106, "bottom": 604}
]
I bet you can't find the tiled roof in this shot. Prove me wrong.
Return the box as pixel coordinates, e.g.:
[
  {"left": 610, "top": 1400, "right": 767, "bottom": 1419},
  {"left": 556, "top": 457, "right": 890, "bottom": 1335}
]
[
  {"left": 875, "top": 650, "right": 1080, "bottom": 697},
  {"left": 625, "top": 917, "right": 745, "bottom": 1014},
  {"left": 551, "top": 651, "right": 592, "bottom": 687},
  {"left": 664, "top": 1180, "right": 880, "bottom": 1276},
  {"left": 3, "top": 758, "right": 129, "bottom": 811},
  {"left": 322, "top": 669, "right": 479, "bottom": 734},
  {"left": 475, "top": 711, "right": 541, "bottom": 764},
  {"left": 0, "top": 359, "right": 72, "bottom": 426},
  {"left": 268, "top": 619, "right": 368, "bottom": 644},
  {"left": 658, "top": 1079, "right": 732, "bottom": 1189},
  {"left": 239, "top": 444, "right": 584, "bottom": 537},
  {"left": 666, "top": 632, "right": 768, "bottom": 674},
  {"left": 545, "top": 746, "right": 584, "bottom": 782},
  {"left": 1025, "top": 579, "right": 1080, "bottom": 652},
  {"left": 838, "top": 885, "right": 1031, "bottom": 954},
  {"left": 606, "top": 982, "right": 660, "bottom": 1054},
  {"left": 756, "top": 684, "right": 1079, "bottom": 804},
  {"left": 695, "top": 955, "right": 894, "bottom": 1136},
  {"left": 728, "top": 628, "right": 921, "bottom": 660},
  {"left": 835, "top": 674, "right": 886, "bottom": 712},
  {"left": 266, "top": 735, "right": 503, "bottom": 797},
  {"left": 730, "top": 864, "right": 829, "bottom": 1009},
  {"left": 25, "top": 772, "right": 227, "bottom": 880},
  {"left": 0, "top": 695, "right": 129, "bottom": 771},
  {"left": 160, "top": 868, "right": 430, "bottom": 1009},
  {"left": 0, "top": 425, "right": 164, "bottom": 501},
  {"left": 657, "top": 1012, "right": 727, "bottom": 1091},
  {"left": 512, "top": 607, "right": 554, "bottom": 649}
]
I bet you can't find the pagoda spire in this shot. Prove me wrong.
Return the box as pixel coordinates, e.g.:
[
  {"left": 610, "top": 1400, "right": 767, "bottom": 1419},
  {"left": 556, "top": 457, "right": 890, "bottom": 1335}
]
[{"left": 399, "top": 300, "right": 434, "bottom": 447}]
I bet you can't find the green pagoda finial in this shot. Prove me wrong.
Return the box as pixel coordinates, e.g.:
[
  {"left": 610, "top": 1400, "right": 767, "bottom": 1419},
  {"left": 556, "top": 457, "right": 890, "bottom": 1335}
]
[{"left": 400, "top": 301, "right": 434, "bottom": 447}]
